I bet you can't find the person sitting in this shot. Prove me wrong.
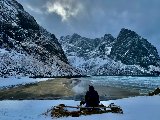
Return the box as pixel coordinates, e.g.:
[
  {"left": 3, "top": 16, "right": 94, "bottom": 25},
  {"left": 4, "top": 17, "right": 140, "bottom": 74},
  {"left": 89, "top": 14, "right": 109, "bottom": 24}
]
[{"left": 85, "top": 85, "right": 100, "bottom": 108}]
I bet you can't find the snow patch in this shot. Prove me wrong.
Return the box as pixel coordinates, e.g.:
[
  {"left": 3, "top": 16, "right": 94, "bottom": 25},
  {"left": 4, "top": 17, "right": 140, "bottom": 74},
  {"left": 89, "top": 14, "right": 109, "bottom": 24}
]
[
  {"left": 106, "top": 47, "right": 112, "bottom": 55},
  {"left": 0, "top": 49, "right": 9, "bottom": 54},
  {"left": 0, "top": 96, "right": 160, "bottom": 120},
  {"left": 0, "top": 76, "right": 53, "bottom": 88}
]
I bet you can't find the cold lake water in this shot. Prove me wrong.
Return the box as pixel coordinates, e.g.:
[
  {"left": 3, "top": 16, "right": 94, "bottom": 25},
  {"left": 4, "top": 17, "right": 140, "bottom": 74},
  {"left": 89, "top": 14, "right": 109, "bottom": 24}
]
[
  {"left": 0, "top": 76, "right": 159, "bottom": 100},
  {"left": 77, "top": 76, "right": 160, "bottom": 95}
]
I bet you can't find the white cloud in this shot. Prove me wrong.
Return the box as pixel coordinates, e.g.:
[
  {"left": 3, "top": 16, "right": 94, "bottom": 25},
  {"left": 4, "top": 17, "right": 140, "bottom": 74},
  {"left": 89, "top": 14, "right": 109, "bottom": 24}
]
[{"left": 46, "top": 0, "right": 83, "bottom": 21}]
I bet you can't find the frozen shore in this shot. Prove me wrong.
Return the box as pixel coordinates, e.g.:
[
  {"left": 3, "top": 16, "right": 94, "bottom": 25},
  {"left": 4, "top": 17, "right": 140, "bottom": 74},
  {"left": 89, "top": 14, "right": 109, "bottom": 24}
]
[{"left": 0, "top": 95, "right": 159, "bottom": 120}]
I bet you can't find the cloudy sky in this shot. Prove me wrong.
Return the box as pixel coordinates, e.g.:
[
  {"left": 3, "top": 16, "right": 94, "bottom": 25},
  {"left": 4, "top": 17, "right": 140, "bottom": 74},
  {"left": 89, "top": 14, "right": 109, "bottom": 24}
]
[{"left": 17, "top": 0, "right": 160, "bottom": 55}]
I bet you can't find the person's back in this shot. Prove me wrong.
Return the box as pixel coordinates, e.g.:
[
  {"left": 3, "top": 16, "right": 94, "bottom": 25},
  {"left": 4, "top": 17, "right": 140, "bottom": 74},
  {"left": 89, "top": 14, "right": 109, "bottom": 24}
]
[{"left": 85, "top": 86, "right": 99, "bottom": 107}]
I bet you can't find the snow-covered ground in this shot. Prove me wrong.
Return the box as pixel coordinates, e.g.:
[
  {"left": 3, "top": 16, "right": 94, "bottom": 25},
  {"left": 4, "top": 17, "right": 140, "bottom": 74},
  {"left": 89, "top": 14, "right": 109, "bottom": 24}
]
[
  {"left": 0, "top": 96, "right": 159, "bottom": 120},
  {"left": 0, "top": 77, "right": 53, "bottom": 89}
]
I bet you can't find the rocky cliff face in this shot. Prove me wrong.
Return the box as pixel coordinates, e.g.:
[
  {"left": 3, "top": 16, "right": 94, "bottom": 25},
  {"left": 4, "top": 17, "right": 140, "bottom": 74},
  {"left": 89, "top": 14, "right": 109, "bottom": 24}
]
[
  {"left": 109, "top": 28, "right": 160, "bottom": 68},
  {"left": 60, "top": 33, "right": 115, "bottom": 59},
  {"left": 60, "top": 29, "right": 160, "bottom": 76},
  {"left": 0, "top": 0, "right": 80, "bottom": 77}
]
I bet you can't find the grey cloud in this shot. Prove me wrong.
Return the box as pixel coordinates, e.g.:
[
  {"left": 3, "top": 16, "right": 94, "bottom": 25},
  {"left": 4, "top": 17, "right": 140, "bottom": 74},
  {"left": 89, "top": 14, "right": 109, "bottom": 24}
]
[
  {"left": 46, "top": 0, "right": 83, "bottom": 21},
  {"left": 17, "top": 0, "right": 160, "bottom": 55}
]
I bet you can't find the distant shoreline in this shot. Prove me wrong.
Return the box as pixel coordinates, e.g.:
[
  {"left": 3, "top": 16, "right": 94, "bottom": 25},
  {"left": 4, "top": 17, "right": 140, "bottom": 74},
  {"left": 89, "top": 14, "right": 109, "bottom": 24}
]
[
  {"left": 30, "top": 75, "right": 90, "bottom": 79},
  {"left": 88, "top": 75, "right": 160, "bottom": 77},
  {"left": 30, "top": 74, "right": 160, "bottom": 79}
]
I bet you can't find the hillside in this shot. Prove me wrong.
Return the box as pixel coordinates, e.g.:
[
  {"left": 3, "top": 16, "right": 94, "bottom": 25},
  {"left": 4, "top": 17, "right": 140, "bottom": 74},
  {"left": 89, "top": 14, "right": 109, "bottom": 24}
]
[{"left": 0, "top": 0, "right": 80, "bottom": 77}]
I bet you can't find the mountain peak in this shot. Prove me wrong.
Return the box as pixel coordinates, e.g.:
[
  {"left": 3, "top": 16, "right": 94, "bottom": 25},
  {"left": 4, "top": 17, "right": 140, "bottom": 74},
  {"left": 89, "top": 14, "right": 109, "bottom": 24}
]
[
  {"left": 103, "top": 34, "right": 115, "bottom": 43},
  {"left": 109, "top": 28, "right": 160, "bottom": 68},
  {"left": 120, "top": 28, "right": 136, "bottom": 33},
  {"left": 72, "top": 33, "right": 81, "bottom": 38},
  {"left": 8, "top": 0, "right": 24, "bottom": 10},
  {"left": 118, "top": 28, "right": 139, "bottom": 39},
  {"left": 104, "top": 34, "right": 114, "bottom": 39}
]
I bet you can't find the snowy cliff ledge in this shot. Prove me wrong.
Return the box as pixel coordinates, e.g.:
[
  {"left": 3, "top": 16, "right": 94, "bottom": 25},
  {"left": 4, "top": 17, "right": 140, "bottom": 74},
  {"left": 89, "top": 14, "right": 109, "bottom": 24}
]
[{"left": 0, "top": 95, "right": 159, "bottom": 120}]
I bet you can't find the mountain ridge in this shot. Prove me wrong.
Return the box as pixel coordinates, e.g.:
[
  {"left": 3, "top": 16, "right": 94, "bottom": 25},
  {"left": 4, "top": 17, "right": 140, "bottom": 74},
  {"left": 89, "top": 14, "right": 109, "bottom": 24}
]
[{"left": 60, "top": 28, "right": 160, "bottom": 76}]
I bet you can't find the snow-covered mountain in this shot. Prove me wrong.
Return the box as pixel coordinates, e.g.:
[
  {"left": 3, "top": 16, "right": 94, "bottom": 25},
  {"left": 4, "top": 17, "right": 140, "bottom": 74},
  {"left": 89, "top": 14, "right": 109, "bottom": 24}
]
[
  {"left": 109, "top": 28, "right": 160, "bottom": 68},
  {"left": 0, "top": 0, "right": 81, "bottom": 77},
  {"left": 60, "top": 29, "right": 160, "bottom": 76}
]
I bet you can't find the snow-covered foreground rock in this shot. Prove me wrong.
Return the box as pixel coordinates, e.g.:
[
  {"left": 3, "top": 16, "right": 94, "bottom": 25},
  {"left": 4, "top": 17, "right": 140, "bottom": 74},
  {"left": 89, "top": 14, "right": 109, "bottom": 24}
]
[
  {"left": 0, "top": 77, "right": 53, "bottom": 89},
  {"left": 0, "top": 96, "right": 159, "bottom": 120}
]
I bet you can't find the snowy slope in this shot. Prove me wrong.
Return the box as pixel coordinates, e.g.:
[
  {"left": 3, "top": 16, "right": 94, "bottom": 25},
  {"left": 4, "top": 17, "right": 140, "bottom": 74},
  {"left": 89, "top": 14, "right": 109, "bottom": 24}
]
[
  {"left": 0, "top": 48, "right": 80, "bottom": 77},
  {"left": 0, "top": 96, "right": 160, "bottom": 120},
  {"left": 0, "top": 0, "right": 81, "bottom": 77},
  {"left": 0, "top": 76, "right": 53, "bottom": 89}
]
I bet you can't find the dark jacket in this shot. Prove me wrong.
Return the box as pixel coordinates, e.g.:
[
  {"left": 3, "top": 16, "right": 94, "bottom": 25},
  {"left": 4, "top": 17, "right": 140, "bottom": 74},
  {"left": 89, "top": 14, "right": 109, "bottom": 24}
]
[{"left": 85, "top": 87, "right": 99, "bottom": 107}]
